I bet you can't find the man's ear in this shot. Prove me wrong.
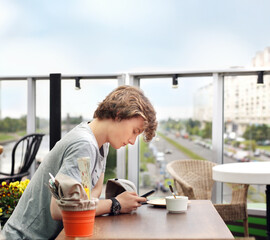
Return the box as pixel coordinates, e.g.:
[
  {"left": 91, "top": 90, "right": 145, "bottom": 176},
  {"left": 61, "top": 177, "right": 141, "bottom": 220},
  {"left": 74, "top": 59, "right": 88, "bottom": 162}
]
[{"left": 115, "top": 112, "right": 121, "bottom": 121}]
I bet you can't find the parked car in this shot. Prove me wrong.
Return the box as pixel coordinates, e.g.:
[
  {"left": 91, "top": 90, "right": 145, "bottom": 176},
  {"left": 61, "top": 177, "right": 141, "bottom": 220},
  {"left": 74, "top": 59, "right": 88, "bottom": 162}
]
[
  {"left": 263, "top": 150, "right": 270, "bottom": 158},
  {"left": 156, "top": 152, "right": 165, "bottom": 162},
  {"left": 258, "top": 140, "right": 270, "bottom": 146},
  {"left": 165, "top": 149, "right": 173, "bottom": 154},
  {"left": 233, "top": 150, "right": 250, "bottom": 162},
  {"left": 224, "top": 150, "right": 233, "bottom": 158},
  {"left": 253, "top": 149, "right": 261, "bottom": 157},
  {"left": 239, "top": 156, "right": 250, "bottom": 162}
]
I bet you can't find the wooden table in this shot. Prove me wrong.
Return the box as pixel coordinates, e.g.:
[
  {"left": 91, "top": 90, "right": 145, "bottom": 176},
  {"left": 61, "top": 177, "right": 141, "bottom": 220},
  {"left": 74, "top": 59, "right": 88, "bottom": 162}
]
[
  {"left": 56, "top": 200, "right": 233, "bottom": 239},
  {"left": 213, "top": 162, "right": 270, "bottom": 240}
]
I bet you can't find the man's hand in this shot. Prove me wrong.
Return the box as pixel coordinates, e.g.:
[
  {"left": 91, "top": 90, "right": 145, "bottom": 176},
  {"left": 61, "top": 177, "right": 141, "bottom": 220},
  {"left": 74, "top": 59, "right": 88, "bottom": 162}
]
[{"left": 116, "top": 191, "right": 146, "bottom": 213}]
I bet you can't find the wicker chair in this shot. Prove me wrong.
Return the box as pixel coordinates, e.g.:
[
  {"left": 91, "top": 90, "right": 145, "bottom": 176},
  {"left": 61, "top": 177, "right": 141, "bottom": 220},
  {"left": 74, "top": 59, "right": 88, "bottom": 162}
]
[
  {"left": 166, "top": 159, "right": 216, "bottom": 199},
  {"left": 214, "top": 183, "right": 249, "bottom": 237},
  {"left": 166, "top": 159, "right": 249, "bottom": 237}
]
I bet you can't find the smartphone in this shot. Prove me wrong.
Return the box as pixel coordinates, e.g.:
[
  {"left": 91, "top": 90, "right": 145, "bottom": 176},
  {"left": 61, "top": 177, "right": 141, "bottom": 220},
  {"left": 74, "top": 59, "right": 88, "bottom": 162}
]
[{"left": 140, "top": 189, "right": 155, "bottom": 198}]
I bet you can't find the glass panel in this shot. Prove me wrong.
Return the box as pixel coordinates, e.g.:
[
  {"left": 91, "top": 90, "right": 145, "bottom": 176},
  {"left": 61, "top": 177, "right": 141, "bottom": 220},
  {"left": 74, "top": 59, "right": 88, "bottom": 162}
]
[
  {"left": 36, "top": 80, "right": 50, "bottom": 166},
  {"left": 0, "top": 79, "right": 118, "bottom": 185},
  {"left": 61, "top": 79, "right": 118, "bottom": 183},
  {"left": 139, "top": 77, "right": 213, "bottom": 197},
  {"left": 224, "top": 75, "right": 270, "bottom": 208},
  {"left": 0, "top": 80, "right": 27, "bottom": 174}
]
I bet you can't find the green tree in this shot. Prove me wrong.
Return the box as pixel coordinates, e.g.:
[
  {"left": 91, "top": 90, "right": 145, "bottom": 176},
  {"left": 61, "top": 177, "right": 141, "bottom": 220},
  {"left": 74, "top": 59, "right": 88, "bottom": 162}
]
[
  {"left": 242, "top": 140, "right": 257, "bottom": 152},
  {"left": 243, "top": 124, "right": 270, "bottom": 142},
  {"left": 0, "top": 116, "right": 26, "bottom": 132},
  {"left": 201, "top": 121, "right": 212, "bottom": 139},
  {"left": 186, "top": 118, "right": 201, "bottom": 135},
  {"left": 104, "top": 146, "right": 116, "bottom": 183}
]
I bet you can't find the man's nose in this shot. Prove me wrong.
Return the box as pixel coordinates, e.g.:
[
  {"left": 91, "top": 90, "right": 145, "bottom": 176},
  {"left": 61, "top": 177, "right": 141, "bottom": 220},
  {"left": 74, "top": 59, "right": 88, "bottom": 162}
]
[{"left": 128, "top": 136, "right": 136, "bottom": 145}]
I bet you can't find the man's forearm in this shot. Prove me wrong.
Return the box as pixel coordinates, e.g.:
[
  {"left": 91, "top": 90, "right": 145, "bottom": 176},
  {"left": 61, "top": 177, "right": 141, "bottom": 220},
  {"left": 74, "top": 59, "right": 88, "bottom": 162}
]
[
  {"left": 50, "top": 196, "right": 62, "bottom": 220},
  {"left": 95, "top": 199, "right": 112, "bottom": 216},
  {"left": 91, "top": 173, "right": 104, "bottom": 198}
]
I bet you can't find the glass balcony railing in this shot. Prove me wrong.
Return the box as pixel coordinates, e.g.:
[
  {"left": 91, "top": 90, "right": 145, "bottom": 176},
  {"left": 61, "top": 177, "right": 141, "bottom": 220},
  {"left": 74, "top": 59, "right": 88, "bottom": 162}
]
[{"left": 0, "top": 69, "right": 270, "bottom": 215}]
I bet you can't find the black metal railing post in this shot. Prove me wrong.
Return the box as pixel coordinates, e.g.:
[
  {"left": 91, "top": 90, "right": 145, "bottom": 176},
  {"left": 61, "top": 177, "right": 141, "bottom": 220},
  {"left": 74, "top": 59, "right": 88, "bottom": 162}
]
[{"left": 50, "top": 73, "right": 61, "bottom": 150}]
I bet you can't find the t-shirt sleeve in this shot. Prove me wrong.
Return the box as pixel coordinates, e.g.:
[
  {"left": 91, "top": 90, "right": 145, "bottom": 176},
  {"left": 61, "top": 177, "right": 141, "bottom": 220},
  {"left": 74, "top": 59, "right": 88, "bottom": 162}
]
[{"left": 57, "top": 140, "right": 97, "bottom": 183}]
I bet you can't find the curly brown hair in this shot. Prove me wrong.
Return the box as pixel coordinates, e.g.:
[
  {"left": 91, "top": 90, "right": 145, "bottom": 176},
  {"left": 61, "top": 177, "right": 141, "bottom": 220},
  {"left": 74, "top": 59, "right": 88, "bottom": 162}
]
[{"left": 93, "top": 85, "right": 157, "bottom": 142}]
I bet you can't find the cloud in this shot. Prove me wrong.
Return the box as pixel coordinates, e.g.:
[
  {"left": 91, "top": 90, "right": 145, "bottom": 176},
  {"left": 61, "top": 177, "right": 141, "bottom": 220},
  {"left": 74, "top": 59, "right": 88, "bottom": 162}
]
[
  {"left": 182, "top": 29, "right": 253, "bottom": 69},
  {"left": 0, "top": 36, "right": 92, "bottom": 75},
  {"left": 0, "top": 1, "right": 21, "bottom": 36},
  {"left": 1, "top": 81, "right": 27, "bottom": 118},
  {"left": 71, "top": 0, "right": 175, "bottom": 29}
]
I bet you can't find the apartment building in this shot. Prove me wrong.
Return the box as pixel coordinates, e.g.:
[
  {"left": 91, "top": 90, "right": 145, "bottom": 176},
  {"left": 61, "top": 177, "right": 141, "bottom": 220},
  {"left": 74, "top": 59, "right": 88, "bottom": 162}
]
[{"left": 194, "top": 47, "right": 270, "bottom": 137}]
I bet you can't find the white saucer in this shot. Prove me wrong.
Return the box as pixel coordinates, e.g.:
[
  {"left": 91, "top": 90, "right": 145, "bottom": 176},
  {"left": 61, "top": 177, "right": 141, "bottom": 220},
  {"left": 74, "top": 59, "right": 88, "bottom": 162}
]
[{"left": 168, "top": 210, "right": 187, "bottom": 213}]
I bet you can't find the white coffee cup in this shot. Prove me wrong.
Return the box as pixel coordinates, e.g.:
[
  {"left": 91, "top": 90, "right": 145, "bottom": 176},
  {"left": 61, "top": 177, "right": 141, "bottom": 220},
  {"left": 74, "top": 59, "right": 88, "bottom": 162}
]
[{"left": 165, "top": 196, "right": 188, "bottom": 213}]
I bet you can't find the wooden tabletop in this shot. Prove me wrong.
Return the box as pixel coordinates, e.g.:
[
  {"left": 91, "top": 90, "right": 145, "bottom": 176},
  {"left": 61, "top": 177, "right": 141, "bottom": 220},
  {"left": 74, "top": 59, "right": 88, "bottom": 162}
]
[{"left": 56, "top": 200, "right": 233, "bottom": 240}]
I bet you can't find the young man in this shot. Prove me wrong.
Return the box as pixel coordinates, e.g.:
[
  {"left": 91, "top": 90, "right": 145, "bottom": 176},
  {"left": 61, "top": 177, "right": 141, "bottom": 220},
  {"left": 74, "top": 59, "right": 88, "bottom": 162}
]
[{"left": 2, "top": 85, "right": 157, "bottom": 240}]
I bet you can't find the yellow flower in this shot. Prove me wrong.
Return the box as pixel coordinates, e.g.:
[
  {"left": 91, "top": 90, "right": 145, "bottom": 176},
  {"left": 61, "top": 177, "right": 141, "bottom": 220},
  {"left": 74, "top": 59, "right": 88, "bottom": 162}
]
[
  {"left": 0, "top": 179, "right": 30, "bottom": 221},
  {"left": 24, "top": 179, "right": 30, "bottom": 184}
]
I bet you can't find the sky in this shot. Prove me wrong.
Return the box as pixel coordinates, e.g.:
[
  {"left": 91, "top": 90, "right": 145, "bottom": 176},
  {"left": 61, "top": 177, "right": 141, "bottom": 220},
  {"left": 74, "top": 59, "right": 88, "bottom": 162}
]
[{"left": 1, "top": 0, "right": 270, "bottom": 120}]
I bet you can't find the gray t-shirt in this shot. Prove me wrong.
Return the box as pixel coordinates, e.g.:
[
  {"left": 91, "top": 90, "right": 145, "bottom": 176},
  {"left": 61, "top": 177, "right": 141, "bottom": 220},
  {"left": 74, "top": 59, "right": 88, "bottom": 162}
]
[{"left": 2, "top": 122, "right": 108, "bottom": 240}]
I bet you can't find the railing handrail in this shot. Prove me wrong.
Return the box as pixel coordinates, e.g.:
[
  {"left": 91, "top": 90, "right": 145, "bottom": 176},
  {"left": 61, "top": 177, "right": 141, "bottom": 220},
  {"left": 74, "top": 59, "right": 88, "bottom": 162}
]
[
  {"left": 1, "top": 67, "right": 270, "bottom": 80},
  {"left": 128, "top": 67, "right": 270, "bottom": 78},
  {"left": 0, "top": 73, "right": 124, "bottom": 80}
]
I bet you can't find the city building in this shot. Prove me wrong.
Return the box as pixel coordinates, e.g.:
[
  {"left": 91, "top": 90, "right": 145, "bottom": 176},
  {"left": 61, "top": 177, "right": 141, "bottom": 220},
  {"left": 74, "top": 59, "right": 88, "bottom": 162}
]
[{"left": 193, "top": 46, "right": 270, "bottom": 137}]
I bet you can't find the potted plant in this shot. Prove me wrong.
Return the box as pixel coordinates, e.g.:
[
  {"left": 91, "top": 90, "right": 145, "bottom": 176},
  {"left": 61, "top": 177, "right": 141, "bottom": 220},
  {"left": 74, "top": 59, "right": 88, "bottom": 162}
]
[{"left": 0, "top": 179, "right": 30, "bottom": 227}]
